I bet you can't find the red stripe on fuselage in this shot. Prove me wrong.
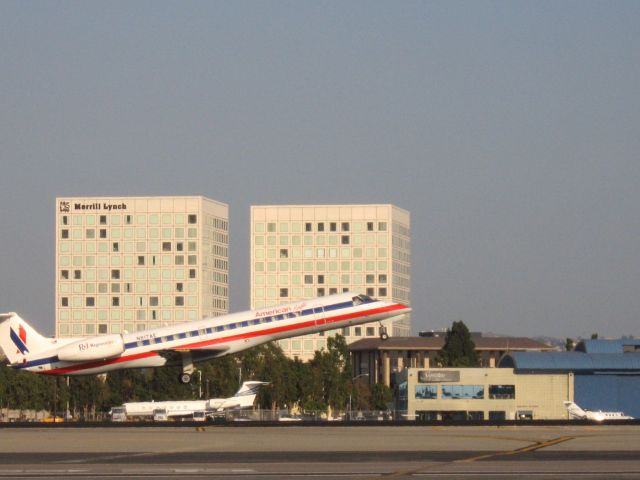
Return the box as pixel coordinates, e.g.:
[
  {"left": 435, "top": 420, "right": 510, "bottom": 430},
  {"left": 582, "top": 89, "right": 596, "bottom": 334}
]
[{"left": 44, "top": 303, "right": 407, "bottom": 375}]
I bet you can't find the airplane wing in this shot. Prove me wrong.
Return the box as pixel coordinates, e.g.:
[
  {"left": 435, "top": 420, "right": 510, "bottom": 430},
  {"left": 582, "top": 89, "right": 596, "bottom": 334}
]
[{"left": 157, "top": 346, "right": 230, "bottom": 364}]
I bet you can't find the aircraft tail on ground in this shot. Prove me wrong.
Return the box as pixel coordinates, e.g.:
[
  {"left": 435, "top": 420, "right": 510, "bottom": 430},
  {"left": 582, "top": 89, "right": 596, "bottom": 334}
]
[
  {"left": 228, "top": 381, "right": 269, "bottom": 409},
  {"left": 0, "top": 313, "right": 53, "bottom": 365},
  {"left": 563, "top": 401, "right": 587, "bottom": 419}
]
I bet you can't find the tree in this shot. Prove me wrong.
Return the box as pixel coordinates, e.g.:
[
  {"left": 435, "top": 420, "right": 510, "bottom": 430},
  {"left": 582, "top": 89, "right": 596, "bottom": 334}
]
[
  {"left": 435, "top": 320, "right": 479, "bottom": 367},
  {"left": 565, "top": 338, "right": 575, "bottom": 351}
]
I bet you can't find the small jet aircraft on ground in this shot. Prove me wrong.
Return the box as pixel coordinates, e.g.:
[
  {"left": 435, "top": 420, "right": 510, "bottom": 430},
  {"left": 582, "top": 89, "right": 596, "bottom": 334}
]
[
  {"left": 563, "top": 401, "right": 634, "bottom": 421},
  {"left": 0, "top": 292, "right": 409, "bottom": 383},
  {"left": 111, "top": 380, "right": 268, "bottom": 421}
]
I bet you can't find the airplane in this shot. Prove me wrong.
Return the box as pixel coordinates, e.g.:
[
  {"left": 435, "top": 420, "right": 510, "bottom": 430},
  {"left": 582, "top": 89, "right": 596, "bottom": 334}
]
[
  {"left": 112, "top": 380, "right": 268, "bottom": 421},
  {"left": 0, "top": 292, "right": 410, "bottom": 383},
  {"left": 563, "top": 401, "right": 634, "bottom": 421}
]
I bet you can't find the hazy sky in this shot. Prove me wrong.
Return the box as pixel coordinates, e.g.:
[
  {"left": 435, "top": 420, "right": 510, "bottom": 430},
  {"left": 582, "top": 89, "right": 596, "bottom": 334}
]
[{"left": 1, "top": 1, "right": 639, "bottom": 339}]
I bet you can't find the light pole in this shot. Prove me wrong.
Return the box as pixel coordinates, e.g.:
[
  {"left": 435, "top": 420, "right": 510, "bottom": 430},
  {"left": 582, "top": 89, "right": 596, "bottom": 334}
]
[
  {"left": 197, "top": 371, "right": 202, "bottom": 399},
  {"left": 348, "top": 373, "right": 369, "bottom": 421}
]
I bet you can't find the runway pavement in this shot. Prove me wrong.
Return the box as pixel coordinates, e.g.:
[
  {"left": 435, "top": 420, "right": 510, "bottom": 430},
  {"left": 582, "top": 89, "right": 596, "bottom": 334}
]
[{"left": 1, "top": 424, "right": 639, "bottom": 479}]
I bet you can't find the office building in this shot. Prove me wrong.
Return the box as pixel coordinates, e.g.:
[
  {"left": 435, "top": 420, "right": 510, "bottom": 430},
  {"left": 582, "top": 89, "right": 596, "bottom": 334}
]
[
  {"left": 250, "top": 204, "right": 410, "bottom": 361},
  {"left": 55, "top": 196, "right": 229, "bottom": 337}
]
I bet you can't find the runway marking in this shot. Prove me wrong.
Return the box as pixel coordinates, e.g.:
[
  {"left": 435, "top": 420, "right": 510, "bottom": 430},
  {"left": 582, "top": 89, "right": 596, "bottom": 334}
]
[
  {"left": 454, "top": 435, "right": 575, "bottom": 463},
  {"left": 381, "top": 436, "right": 575, "bottom": 478}
]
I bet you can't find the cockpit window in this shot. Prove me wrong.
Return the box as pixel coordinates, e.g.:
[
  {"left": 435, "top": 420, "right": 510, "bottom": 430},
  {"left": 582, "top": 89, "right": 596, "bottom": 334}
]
[{"left": 352, "top": 294, "right": 375, "bottom": 305}]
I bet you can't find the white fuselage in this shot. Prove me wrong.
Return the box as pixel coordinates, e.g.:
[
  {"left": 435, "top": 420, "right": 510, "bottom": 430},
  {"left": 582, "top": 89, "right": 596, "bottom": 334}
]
[{"left": 12, "top": 293, "right": 409, "bottom": 376}]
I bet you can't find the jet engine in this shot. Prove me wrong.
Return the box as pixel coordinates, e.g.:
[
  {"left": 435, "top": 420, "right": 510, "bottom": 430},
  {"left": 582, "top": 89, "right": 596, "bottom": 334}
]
[{"left": 57, "top": 334, "right": 125, "bottom": 362}]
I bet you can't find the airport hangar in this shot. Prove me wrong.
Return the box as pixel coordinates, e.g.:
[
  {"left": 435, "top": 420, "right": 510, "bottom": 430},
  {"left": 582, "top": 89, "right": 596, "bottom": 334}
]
[{"left": 352, "top": 337, "right": 640, "bottom": 420}]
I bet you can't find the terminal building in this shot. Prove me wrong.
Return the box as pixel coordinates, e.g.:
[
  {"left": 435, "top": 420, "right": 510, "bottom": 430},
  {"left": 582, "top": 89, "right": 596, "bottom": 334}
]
[
  {"left": 250, "top": 204, "right": 411, "bottom": 361},
  {"left": 396, "top": 367, "right": 572, "bottom": 421},
  {"left": 499, "top": 338, "right": 640, "bottom": 419},
  {"left": 55, "top": 196, "right": 229, "bottom": 337},
  {"left": 392, "top": 338, "right": 640, "bottom": 420}
]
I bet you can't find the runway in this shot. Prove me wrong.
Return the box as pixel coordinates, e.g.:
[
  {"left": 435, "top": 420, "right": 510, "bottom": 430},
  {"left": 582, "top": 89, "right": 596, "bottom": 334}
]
[{"left": 1, "top": 424, "right": 639, "bottom": 479}]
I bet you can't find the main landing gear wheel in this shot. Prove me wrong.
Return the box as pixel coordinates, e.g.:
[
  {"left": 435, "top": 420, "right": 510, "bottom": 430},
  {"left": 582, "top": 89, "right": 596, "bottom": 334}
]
[{"left": 179, "top": 372, "right": 192, "bottom": 384}]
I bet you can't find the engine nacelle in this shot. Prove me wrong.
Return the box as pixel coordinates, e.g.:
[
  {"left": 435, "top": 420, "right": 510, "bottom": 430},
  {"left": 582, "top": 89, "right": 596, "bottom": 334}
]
[{"left": 57, "top": 334, "right": 125, "bottom": 362}]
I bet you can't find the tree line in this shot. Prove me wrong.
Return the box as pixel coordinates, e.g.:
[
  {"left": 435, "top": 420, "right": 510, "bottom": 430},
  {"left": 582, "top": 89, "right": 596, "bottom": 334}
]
[{"left": 0, "top": 335, "right": 391, "bottom": 420}]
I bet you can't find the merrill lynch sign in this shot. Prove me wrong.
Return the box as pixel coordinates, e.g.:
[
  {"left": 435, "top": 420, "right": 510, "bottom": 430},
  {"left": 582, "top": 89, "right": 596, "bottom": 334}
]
[
  {"left": 418, "top": 370, "right": 460, "bottom": 383},
  {"left": 59, "top": 201, "right": 127, "bottom": 213}
]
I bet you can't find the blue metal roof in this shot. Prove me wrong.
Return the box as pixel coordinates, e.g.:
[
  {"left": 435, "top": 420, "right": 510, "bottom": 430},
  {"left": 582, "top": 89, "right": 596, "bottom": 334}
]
[
  {"left": 575, "top": 339, "right": 640, "bottom": 354},
  {"left": 498, "top": 351, "right": 640, "bottom": 372}
]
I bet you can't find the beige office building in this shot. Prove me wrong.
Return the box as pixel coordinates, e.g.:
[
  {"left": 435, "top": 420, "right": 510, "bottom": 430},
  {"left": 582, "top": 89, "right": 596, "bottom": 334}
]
[
  {"left": 55, "top": 196, "right": 229, "bottom": 337},
  {"left": 250, "top": 204, "right": 411, "bottom": 361},
  {"left": 398, "top": 368, "right": 573, "bottom": 421}
]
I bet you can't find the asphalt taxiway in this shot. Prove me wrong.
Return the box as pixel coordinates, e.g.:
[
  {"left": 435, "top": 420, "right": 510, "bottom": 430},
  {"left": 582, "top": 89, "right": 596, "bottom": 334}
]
[{"left": 1, "top": 424, "right": 639, "bottom": 479}]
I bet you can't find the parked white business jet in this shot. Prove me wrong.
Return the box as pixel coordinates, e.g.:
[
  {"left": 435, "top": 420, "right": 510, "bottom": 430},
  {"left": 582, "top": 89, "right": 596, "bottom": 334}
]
[
  {"left": 563, "top": 401, "right": 633, "bottom": 421},
  {"left": 0, "top": 292, "right": 409, "bottom": 383},
  {"left": 115, "top": 380, "right": 268, "bottom": 420}
]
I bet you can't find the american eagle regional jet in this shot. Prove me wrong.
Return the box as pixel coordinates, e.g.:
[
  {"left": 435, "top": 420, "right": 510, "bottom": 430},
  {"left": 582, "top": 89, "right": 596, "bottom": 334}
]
[{"left": 0, "top": 292, "right": 409, "bottom": 383}]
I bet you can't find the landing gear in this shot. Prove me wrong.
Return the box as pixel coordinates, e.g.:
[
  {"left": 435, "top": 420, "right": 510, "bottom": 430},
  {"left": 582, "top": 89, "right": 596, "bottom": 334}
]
[
  {"left": 379, "top": 325, "right": 389, "bottom": 341},
  {"left": 179, "top": 351, "right": 194, "bottom": 384}
]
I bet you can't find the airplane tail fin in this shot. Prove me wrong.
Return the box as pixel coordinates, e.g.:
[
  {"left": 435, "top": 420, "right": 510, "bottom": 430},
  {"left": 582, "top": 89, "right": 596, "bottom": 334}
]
[
  {"left": 0, "top": 312, "right": 52, "bottom": 364},
  {"left": 563, "top": 401, "right": 587, "bottom": 419},
  {"left": 231, "top": 381, "right": 269, "bottom": 408}
]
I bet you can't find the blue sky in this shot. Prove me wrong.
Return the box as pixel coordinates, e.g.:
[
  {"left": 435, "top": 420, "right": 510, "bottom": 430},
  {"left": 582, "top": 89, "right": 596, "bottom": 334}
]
[{"left": 1, "top": 1, "right": 639, "bottom": 338}]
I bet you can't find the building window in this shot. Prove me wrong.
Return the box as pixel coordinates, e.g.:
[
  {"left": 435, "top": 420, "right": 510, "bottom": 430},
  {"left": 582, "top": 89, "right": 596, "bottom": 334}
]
[
  {"left": 99, "top": 229, "right": 107, "bottom": 239},
  {"left": 112, "top": 297, "right": 120, "bottom": 307},
  {"left": 415, "top": 385, "right": 437, "bottom": 399},
  {"left": 162, "top": 242, "right": 171, "bottom": 251},
  {"left": 111, "top": 269, "right": 120, "bottom": 280},
  {"left": 189, "top": 269, "right": 196, "bottom": 279},
  {"left": 86, "top": 229, "right": 95, "bottom": 239},
  {"left": 176, "top": 282, "right": 183, "bottom": 292},
  {"left": 137, "top": 256, "right": 145, "bottom": 266},
  {"left": 280, "top": 288, "right": 288, "bottom": 298},
  {"left": 317, "top": 222, "right": 325, "bottom": 232},
  {"left": 74, "top": 270, "right": 82, "bottom": 280},
  {"left": 329, "top": 222, "right": 337, "bottom": 232},
  {"left": 329, "top": 288, "right": 337, "bottom": 295},
  {"left": 341, "top": 222, "right": 350, "bottom": 232},
  {"left": 99, "top": 215, "right": 107, "bottom": 225},
  {"left": 367, "top": 222, "right": 374, "bottom": 231},
  {"left": 176, "top": 242, "right": 184, "bottom": 251},
  {"left": 61, "top": 270, "right": 69, "bottom": 279},
  {"left": 86, "top": 297, "right": 95, "bottom": 307},
  {"left": 488, "top": 385, "right": 515, "bottom": 400},
  {"left": 317, "top": 287, "right": 325, "bottom": 296},
  {"left": 366, "top": 274, "right": 375, "bottom": 284},
  {"left": 378, "top": 222, "right": 387, "bottom": 231},
  {"left": 366, "top": 287, "right": 375, "bottom": 297},
  {"left": 441, "top": 385, "right": 484, "bottom": 400},
  {"left": 61, "top": 229, "right": 69, "bottom": 239},
  {"left": 366, "top": 326, "right": 375, "bottom": 336},
  {"left": 379, "top": 274, "right": 387, "bottom": 283},
  {"left": 304, "top": 275, "right": 313, "bottom": 284},
  {"left": 354, "top": 327, "right": 362, "bottom": 336},
  {"left": 280, "top": 249, "right": 289, "bottom": 258},
  {"left": 61, "top": 297, "right": 69, "bottom": 307},
  {"left": 112, "top": 242, "right": 119, "bottom": 252},
  {"left": 175, "top": 296, "right": 184, "bottom": 306},
  {"left": 489, "top": 411, "right": 506, "bottom": 421},
  {"left": 341, "top": 235, "right": 350, "bottom": 245},
  {"left": 188, "top": 214, "right": 197, "bottom": 224},
  {"left": 378, "top": 287, "right": 387, "bottom": 297},
  {"left": 150, "top": 296, "right": 159, "bottom": 307},
  {"left": 305, "top": 223, "right": 312, "bottom": 232},
  {"left": 317, "top": 274, "right": 325, "bottom": 284}
]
